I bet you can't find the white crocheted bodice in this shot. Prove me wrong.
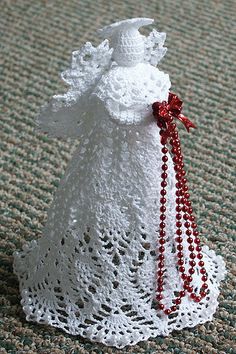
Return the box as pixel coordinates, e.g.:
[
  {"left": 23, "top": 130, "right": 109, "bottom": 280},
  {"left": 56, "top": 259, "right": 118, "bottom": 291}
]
[
  {"left": 93, "top": 63, "right": 170, "bottom": 125},
  {"left": 14, "top": 18, "right": 226, "bottom": 349}
]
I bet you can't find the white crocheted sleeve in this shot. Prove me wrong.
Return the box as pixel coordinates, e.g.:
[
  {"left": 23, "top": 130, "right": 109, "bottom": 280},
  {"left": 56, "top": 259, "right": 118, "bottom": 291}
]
[{"left": 36, "top": 40, "right": 112, "bottom": 138}]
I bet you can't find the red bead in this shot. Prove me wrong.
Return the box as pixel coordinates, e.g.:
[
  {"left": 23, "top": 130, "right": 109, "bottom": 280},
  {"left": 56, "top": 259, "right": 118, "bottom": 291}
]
[
  {"left": 161, "top": 181, "right": 167, "bottom": 188},
  {"left": 202, "top": 283, "right": 208, "bottom": 289},
  {"left": 183, "top": 185, "right": 188, "bottom": 192},
  {"left": 160, "top": 206, "right": 166, "bottom": 213},
  {"left": 176, "top": 205, "right": 182, "bottom": 212},
  {"left": 176, "top": 198, "right": 181, "bottom": 204},
  {"left": 190, "top": 253, "right": 196, "bottom": 259},
  {"left": 161, "top": 172, "right": 167, "bottom": 179},
  {"left": 182, "top": 178, "right": 187, "bottom": 184},
  {"left": 159, "top": 238, "right": 165, "bottom": 245},
  {"left": 157, "top": 286, "right": 164, "bottom": 292},
  {"left": 178, "top": 258, "right": 184, "bottom": 265},
  {"left": 187, "top": 276, "right": 193, "bottom": 283},
  {"left": 189, "top": 215, "right": 195, "bottom": 222},
  {"left": 187, "top": 237, "right": 193, "bottom": 244},
  {"left": 184, "top": 222, "right": 190, "bottom": 228},
  {"left": 179, "top": 290, "right": 186, "bottom": 298},
  {"left": 177, "top": 252, "right": 183, "bottom": 258},
  {"left": 171, "top": 147, "right": 178, "bottom": 154},
  {"left": 160, "top": 214, "right": 166, "bottom": 221},
  {"left": 186, "top": 200, "right": 191, "bottom": 207},
  {"left": 190, "top": 293, "right": 196, "bottom": 299},
  {"left": 162, "top": 156, "right": 168, "bottom": 162},
  {"left": 171, "top": 305, "right": 177, "bottom": 312},
  {"left": 162, "top": 164, "right": 168, "bottom": 171},
  {"left": 179, "top": 266, "right": 185, "bottom": 273},
  {"left": 176, "top": 182, "right": 183, "bottom": 189},
  {"left": 159, "top": 303, "right": 164, "bottom": 310},
  {"left": 195, "top": 296, "right": 201, "bottom": 303},
  {"left": 176, "top": 147, "right": 181, "bottom": 154},
  {"left": 182, "top": 205, "right": 188, "bottom": 213},
  {"left": 173, "top": 138, "right": 179, "bottom": 146},
  {"left": 188, "top": 208, "right": 193, "bottom": 214},
  {"left": 156, "top": 294, "right": 163, "bottom": 301},
  {"left": 160, "top": 197, "right": 166, "bottom": 204},
  {"left": 194, "top": 238, "right": 201, "bottom": 244},
  {"left": 161, "top": 189, "right": 167, "bottom": 196},
  {"left": 157, "top": 278, "right": 164, "bottom": 285},
  {"left": 159, "top": 254, "right": 165, "bottom": 261},
  {"left": 183, "top": 283, "right": 189, "bottom": 290},
  {"left": 162, "top": 147, "right": 168, "bottom": 154},
  {"left": 175, "top": 236, "right": 183, "bottom": 243},
  {"left": 200, "top": 268, "right": 206, "bottom": 274},
  {"left": 189, "top": 260, "right": 196, "bottom": 267},
  {"left": 201, "top": 275, "right": 208, "bottom": 282},
  {"left": 176, "top": 229, "right": 182, "bottom": 235},
  {"left": 173, "top": 156, "right": 179, "bottom": 164},
  {"left": 185, "top": 192, "right": 190, "bottom": 199},
  {"left": 189, "top": 268, "right": 195, "bottom": 275},
  {"left": 176, "top": 221, "right": 182, "bottom": 228},
  {"left": 196, "top": 245, "right": 202, "bottom": 252},
  {"left": 159, "top": 230, "right": 166, "bottom": 237},
  {"left": 188, "top": 245, "right": 194, "bottom": 252},
  {"left": 191, "top": 223, "right": 197, "bottom": 229},
  {"left": 176, "top": 173, "right": 182, "bottom": 180},
  {"left": 172, "top": 132, "right": 178, "bottom": 139},
  {"left": 183, "top": 214, "right": 189, "bottom": 220},
  {"left": 158, "top": 261, "right": 164, "bottom": 268},
  {"left": 181, "top": 197, "right": 187, "bottom": 204},
  {"left": 186, "top": 229, "right": 192, "bottom": 236},
  {"left": 160, "top": 222, "right": 166, "bottom": 229},
  {"left": 200, "top": 291, "right": 206, "bottom": 298},
  {"left": 181, "top": 170, "right": 186, "bottom": 176},
  {"left": 176, "top": 190, "right": 181, "bottom": 196},
  {"left": 197, "top": 253, "right": 203, "bottom": 259},
  {"left": 159, "top": 246, "right": 165, "bottom": 253},
  {"left": 193, "top": 230, "right": 199, "bottom": 236},
  {"left": 157, "top": 270, "right": 164, "bottom": 277},
  {"left": 175, "top": 298, "right": 181, "bottom": 305},
  {"left": 187, "top": 286, "right": 193, "bottom": 293},
  {"left": 164, "top": 309, "right": 172, "bottom": 315},
  {"left": 176, "top": 214, "right": 182, "bottom": 220},
  {"left": 181, "top": 273, "right": 187, "bottom": 280},
  {"left": 198, "top": 260, "right": 204, "bottom": 267},
  {"left": 177, "top": 245, "right": 183, "bottom": 251}
]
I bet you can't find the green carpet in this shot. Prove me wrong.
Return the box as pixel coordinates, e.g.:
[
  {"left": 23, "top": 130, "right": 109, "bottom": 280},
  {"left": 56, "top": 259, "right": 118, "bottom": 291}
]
[{"left": 1, "top": 0, "right": 236, "bottom": 353}]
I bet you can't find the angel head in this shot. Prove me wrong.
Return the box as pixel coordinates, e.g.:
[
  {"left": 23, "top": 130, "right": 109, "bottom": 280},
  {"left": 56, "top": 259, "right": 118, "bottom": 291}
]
[{"left": 99, "top": 18, "right": 167, "bottom": 67}]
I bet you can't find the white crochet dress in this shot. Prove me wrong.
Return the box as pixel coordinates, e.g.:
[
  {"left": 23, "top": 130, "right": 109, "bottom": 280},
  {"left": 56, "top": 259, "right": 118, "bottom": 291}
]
[{"left": 14, "top": 18, "right": 226, "bottom": 348}]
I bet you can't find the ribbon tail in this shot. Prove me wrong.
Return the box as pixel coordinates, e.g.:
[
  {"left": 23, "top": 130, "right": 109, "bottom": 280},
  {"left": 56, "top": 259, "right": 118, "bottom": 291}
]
[{"left": 178, "top": 114, "right": 197, "bottom": 132}]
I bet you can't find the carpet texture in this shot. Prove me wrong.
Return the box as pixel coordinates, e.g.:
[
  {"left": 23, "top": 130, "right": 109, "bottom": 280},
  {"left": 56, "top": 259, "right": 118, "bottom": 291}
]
[{"left": 1, "top": 0, "right": 236, "bottom": 353}]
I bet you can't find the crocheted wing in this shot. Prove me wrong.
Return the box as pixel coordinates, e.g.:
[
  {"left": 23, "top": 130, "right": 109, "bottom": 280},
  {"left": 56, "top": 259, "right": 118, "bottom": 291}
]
[
  {"left": 36, "top": 40, "right": 113, "bottom": 138},
  {"left": 144, "top": 29, "right": 167, "bottom": 67}
]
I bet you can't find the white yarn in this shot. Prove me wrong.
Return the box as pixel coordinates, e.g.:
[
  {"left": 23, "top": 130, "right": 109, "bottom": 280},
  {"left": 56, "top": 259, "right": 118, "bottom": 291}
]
[{"left": 14, "top": 18, "right": 226, "bottom": 348}]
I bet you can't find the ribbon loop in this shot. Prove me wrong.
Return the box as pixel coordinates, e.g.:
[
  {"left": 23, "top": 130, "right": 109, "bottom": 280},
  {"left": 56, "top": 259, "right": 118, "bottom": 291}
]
[{"left": 152, "top": 92, "right": 196, "bottom": 143}]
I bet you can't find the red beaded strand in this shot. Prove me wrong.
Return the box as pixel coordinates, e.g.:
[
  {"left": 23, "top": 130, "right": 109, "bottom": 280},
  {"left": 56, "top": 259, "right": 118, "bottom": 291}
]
[{"left": 154, "top": 108, "right": 208, "bottom": 315}]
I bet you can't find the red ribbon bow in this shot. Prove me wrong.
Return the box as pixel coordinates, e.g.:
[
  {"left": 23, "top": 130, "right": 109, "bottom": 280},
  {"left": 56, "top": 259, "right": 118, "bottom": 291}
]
[{"left": 152, "top": 92, "right": 196, "bottom": 144}]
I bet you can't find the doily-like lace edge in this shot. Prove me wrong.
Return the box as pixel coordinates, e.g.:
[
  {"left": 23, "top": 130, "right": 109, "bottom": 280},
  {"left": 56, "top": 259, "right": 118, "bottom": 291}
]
[{"left": 15, "top": 245, "right": 226, "bottom": 349}]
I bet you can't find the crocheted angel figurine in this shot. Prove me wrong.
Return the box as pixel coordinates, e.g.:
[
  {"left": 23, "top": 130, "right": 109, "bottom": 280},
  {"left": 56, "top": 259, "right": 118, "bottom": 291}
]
[{"left": 14, "top": 18, "right": 226, "bottom": 348}]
